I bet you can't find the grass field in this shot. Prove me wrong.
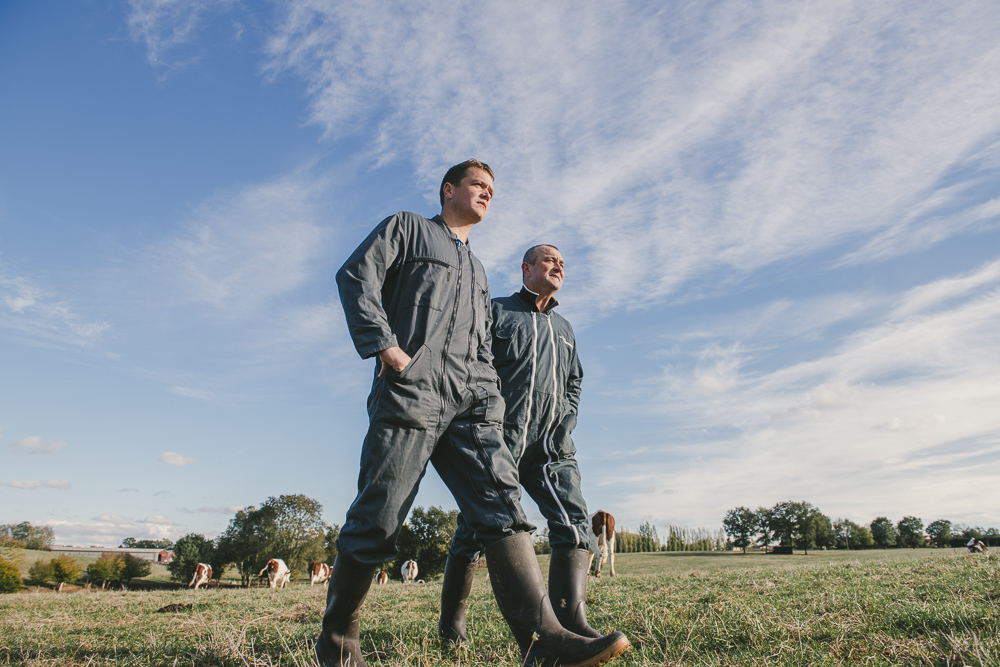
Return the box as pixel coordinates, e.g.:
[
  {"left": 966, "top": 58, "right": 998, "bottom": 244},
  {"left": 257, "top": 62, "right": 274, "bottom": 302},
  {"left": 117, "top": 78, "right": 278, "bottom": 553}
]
[{"left": 2, "top": 548, "right": 997, "bottom": 666}]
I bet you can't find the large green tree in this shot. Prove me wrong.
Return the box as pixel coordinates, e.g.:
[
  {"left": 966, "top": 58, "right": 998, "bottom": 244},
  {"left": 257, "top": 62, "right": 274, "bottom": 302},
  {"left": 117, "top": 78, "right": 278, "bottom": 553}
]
[
  {"left": 723, "top": 506, "right": 759, "bottom": 553},
  {"left": 897, "top": 516, "right": 925, "bottom": 548},
  {"left": 118, "top": 553, "right": 152, "bottom": 586},
  {"left": 925, "top": 519, "right": 952, "bottom": 548},
  {"left": 121, "top": 538, "right": 174, "bottom": 550},
  {"left": 870, "top": 517, "right": 898, "bottom": 549},
  {"left": 167, "top": 533, "right": 216, "bottom": 583},
  {"left": 392, "top": 506, "right": 458, "bottom": 581},
  {"left": 216, "top": 494, "right": 330, "bottom": 585}
]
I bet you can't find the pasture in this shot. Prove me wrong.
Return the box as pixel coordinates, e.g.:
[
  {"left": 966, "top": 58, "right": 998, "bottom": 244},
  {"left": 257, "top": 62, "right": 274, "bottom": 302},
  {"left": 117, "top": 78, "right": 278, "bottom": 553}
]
[{"left": 2, "top": 549, "right": 997, "bottom": 666}]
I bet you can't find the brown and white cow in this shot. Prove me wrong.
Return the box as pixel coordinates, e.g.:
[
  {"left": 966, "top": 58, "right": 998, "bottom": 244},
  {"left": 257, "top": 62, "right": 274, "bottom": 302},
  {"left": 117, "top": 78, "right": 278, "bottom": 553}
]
[
  {"left": 588, "top": 510, "right": 616, "bottom": 577},
  {"left": 967, "top": 538, "right": 989, "bottom": 554},
  {"left": 374, "top": 570, "right": 388, "bottom": 585},
  {"left": 258, "top": 558, "right": 291, "bottom": 589},
  {"left": 309, "top": 561, "right": 332, "bottom": 586},
  {"left": 188, "top": 562, "right": 212, "bottom": 590},
  {"left": 401, "top": 560, "right": 418, "bottom": 584}
]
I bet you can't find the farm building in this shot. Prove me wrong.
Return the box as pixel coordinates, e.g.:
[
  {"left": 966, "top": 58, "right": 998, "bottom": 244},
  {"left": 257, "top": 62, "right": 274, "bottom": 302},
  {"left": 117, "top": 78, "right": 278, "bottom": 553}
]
[{"left": 51, "top": 546, "right": 174, "bottom": 563}]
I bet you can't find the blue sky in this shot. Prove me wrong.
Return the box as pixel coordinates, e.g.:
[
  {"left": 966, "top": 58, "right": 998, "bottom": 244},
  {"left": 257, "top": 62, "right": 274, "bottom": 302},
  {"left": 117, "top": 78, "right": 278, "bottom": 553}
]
[{"left": 2, "top": 1, "right": 999, "bottom": 547}]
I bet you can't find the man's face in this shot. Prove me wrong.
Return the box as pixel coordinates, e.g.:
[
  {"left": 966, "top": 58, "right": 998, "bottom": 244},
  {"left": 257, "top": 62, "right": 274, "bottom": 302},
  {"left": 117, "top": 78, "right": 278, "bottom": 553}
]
[
  {"left": 523, "top": 246, "right": 565, "bottom": 296},
  {"left": 443, "top": 167, "right": 494, "bottom": 223}
]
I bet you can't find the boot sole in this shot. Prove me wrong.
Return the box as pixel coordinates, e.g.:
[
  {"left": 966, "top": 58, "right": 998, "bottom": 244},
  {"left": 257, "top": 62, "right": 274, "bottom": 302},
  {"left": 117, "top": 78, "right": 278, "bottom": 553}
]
[{"left": 560, "top": 635, "right": 631, "bottom": 667}]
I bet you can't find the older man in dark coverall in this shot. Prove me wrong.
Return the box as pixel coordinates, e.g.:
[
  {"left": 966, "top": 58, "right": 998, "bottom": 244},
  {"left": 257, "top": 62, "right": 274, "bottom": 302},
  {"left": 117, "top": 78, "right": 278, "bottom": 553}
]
[
  {"left": 316, "top": 160, "right": 630, "bottom": 667},
  {"left": 440, "top": 244, "right": 611, "bottom": 646}
]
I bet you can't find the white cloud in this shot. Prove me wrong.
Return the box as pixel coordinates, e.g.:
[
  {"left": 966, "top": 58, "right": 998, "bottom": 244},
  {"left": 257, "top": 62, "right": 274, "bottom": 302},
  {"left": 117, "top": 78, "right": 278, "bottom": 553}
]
[
  {"left": 9, "top": 436, "right": 67, "bottom": 455},
  {"left": 45, "top": 514, "right": 181, "bottom": 546},
  {"left": 3, "top": 479, "right": 69, "bottom": 490},
  {"left": 159, "top": 452, "right": 196, "bottom": 466},
  {"left": 4, "top": 480, "right": 42, "bottom": 490}
]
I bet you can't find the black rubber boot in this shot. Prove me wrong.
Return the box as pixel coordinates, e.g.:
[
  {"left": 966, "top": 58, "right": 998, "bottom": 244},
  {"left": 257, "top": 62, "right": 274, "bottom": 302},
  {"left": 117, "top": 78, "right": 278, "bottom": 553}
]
[
  {"left": 549, "top": 548, "right": 602, "bottom": 638},
  {"left": 439, "top": 554, "right": 478, "bottom": 646},
  {"left": 485, "top": 533, "right": 630, "bottom": 667},
  {"left": 315, "top": 553, "right": 378, "bottom": 667}
]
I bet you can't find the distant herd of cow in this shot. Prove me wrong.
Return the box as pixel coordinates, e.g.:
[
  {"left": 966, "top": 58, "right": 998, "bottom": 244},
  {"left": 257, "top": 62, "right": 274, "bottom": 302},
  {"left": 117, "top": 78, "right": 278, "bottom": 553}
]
[{"left": 188, "top": 509, "right": 620, "bottom": 589}]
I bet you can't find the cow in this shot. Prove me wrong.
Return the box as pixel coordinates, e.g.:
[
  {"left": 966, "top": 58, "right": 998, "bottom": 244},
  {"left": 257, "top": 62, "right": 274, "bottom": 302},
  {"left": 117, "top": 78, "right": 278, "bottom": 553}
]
[
  {"left": 188, "top": 563, "right": 212, "bottom": 590},
  {"left": 967, "top": 538, "right": 989, "bottom": 554},
  {"left": 374, "top": 571, "right": 388, "bottom": 585},
  {"left": 309, "top": 561, "right": 332, "bottom": 586},
  {"left": 401, "top": 560, "right": 418, "bottom": 584},
  {"left": 258, "top": 558, "right": 291, "bottom": 589},
  {"left": 588, "top": 510, "right": 617, "bottom": 577}
]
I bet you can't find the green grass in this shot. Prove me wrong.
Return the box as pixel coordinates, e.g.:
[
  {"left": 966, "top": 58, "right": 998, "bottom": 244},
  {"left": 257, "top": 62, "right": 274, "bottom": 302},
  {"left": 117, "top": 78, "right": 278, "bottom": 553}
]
[{"left": 2, "top": 549, "right": 997, "bottom": 666}]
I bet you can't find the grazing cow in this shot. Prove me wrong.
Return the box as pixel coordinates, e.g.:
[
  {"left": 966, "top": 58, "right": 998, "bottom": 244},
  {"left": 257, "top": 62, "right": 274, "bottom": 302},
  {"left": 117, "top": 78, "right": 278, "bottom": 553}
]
[
  {"left": 309, "top": 561, "right": 332, "bottom": 586},
  {"left": 374, "top": 571, "right": 388, "bottom": 585},
  {"left": 967, "top": 538, "right": 989, "bottom": 554},
  {"left": 258, "top": 558, "right": 291, "bottom": 589},
  {"left": 588, "top": 510, "right": 617, "bottom": 577},
  {"left": 188, "top": 563, "right": 212, "bottom": 590},
  {"left": 401, "top": 560, "right": 418, "bottom": 584}
]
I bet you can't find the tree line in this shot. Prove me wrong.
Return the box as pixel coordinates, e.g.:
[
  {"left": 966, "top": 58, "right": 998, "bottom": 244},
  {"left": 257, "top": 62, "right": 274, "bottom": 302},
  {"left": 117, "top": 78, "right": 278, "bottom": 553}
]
[{"left": 723, "top": 501, "right": 1000, "bottom": 553}]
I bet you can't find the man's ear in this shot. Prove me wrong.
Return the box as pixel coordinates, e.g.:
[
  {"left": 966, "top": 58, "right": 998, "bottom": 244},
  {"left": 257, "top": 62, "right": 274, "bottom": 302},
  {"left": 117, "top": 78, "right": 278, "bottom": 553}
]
[{"left": 442, "top": 182, "right": 454, "bottom": 201}]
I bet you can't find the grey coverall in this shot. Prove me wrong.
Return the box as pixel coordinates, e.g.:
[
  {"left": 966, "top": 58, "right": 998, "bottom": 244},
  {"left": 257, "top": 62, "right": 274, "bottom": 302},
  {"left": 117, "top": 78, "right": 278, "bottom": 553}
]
[
  {"left": 451, "top": 286, "right": 590, "bottom": 560},
  {"left": 335, "top": 212, "right": 533, "bottom": 566}
]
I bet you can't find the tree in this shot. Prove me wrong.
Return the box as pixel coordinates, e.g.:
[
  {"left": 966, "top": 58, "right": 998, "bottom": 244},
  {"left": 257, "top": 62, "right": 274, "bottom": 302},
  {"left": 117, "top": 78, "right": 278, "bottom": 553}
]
[
  {"left": 5, "top": 522, "right": 54, "bottom": 551},
  {"left": 637, "top": 522, "right": 661, "bottom": 552},
  {"left": 51, "top": 555, "right": 82, "bottom": 590},
  {"left": 896, "top": 516, "right": 924, "bottom": 548},
  {"left": 870, "top": 517, "right": 898, "bottom": 549},
  {"left": 324, "top": 525, "right": 340, "bottom": 564},
  {"left": 834, "top": 519, "right": 873, "bottom": 550},
  {"left": 723, "top": 507, "right": 759, "bottom": 553},
  {"left": 927, "top": 519, "right": 951, "bottom": 547},
  {"left": 755, "top": 506, "right": 774, "bottom": 550},
  {"left": 167, "top": 534, "right": 216, "bottom": 583},
  {"left": 86, "top": 553, "right": 122, "bottom": 588},
  {"left": 768, "top": 501, "right": 817, "bottom": 553},
  {"left": 119, "top": 554, "right": 153, "bottom": 586},
  {"left": 216, "top": 494, "right": 330, "bottom": 585},
  {"left": 809, "top": 510, "right": 835, "bottom": 551},
  {"left": 392, "top": 506, "right": 459, "bottom": 580},
  {"left": 0, "top": 558, "right": 23, "bottom": 593},
  {"left": 28, "top": 558, "right": 54, "bottom": 585}
]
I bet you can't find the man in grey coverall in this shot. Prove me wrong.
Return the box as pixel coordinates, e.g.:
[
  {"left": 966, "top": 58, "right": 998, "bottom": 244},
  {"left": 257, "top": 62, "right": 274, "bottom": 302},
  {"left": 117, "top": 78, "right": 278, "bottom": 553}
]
[
  {"left": 440, "top": 244, "right": 607, "bottom": 646},
  {"left": 316, "top": 160, "right": 629, "bottom": 667}
]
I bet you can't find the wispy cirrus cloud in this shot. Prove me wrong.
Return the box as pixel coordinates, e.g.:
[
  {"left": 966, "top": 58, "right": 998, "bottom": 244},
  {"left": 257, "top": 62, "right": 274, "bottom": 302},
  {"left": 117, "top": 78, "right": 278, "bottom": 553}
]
[
  {"left": 263, "top": 0, "right": 1000, "bottom": 311},
  {"left": 0, "top": 271, "right": 111, "bottom": 348}
]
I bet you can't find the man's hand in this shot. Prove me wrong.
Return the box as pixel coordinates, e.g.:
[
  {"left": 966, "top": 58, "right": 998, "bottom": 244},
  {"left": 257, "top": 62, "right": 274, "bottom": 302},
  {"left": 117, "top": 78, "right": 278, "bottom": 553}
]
[{"left": 377, "top": 346, "right": 412, "bottom": 377}]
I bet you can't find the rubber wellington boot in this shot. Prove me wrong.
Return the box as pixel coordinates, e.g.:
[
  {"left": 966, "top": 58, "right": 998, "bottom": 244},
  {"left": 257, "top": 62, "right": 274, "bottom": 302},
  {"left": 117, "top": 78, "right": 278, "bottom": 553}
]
[
  {"left": 315, "top": 554, "right": 378, "bottom": 667},
  {"left": 486, "top": 533, "right": 630, "bottom": 667},
  {"left": 549, "top": 548, "right": 602, "bottom": 638},
  {"left": 439, "top": 555, "right": 478, "bottom": 646}
]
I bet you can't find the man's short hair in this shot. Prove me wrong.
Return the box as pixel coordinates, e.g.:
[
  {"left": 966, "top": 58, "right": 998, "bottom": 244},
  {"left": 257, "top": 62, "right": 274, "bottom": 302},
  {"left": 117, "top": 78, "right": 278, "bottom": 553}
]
[
  {"left": 522, "top": 244, "right": 560, "bottom": 265},
  {"left": 439, "top": 159, "right": 494, "bottom": 206}
]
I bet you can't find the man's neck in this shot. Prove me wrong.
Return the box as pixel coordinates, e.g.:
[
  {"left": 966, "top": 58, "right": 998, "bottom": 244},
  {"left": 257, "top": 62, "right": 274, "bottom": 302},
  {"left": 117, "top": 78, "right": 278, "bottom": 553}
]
[
  {"left": 439, "top": 212, "right": 477, "bottom": 244},
  {"left": 522, "top": 284, "right": 558, "bottom": 312}
]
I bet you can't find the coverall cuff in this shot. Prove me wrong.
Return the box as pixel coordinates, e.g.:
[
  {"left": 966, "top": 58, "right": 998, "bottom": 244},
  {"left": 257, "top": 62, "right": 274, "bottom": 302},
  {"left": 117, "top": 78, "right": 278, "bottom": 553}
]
[{"left": 357, "top": 335, "right": 398, "bottom": 359}]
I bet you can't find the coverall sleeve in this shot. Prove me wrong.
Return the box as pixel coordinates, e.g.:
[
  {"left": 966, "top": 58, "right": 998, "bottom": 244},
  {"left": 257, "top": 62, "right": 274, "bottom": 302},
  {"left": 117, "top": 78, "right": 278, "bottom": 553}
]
[
  {"left": 565, "top": 337, "right": 583, "bottom": 415},
  {"left": 335, "top": 213, "right": 405, "bottom": 359}
]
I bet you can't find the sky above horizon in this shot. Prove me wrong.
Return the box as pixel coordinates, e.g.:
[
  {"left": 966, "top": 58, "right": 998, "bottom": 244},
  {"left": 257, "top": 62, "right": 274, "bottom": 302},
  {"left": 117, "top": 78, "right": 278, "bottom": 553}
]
[{"left": 2, "top": 1, "right": 999, "bottom": 548}]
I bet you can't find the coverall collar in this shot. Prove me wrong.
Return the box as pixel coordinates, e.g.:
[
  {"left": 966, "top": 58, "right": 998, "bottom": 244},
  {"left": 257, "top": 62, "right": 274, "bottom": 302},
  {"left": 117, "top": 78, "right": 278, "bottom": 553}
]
[
  {"left": 517, "top": 285, "right": 559, "bottom": 314},
  {"left": 432, "top": 214, "right": 470, "bottom": 246}
]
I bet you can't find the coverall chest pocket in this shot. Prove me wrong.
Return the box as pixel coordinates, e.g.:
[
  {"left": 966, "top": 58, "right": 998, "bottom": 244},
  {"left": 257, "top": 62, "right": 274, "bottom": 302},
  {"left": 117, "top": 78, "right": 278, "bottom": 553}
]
[
  {"left": 369, "top": 344, "right": 435, "bottom": 429},
  {"left": 492, "top": 320, "right": 525, "bottom": 365}
]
